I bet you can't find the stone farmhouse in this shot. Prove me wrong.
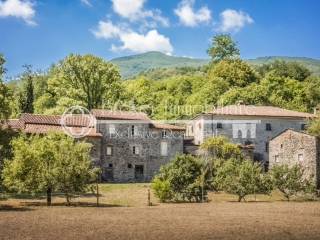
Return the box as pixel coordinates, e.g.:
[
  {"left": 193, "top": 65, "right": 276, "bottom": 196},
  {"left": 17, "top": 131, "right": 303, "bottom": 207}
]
[
  {"left": 7, "top": 110, "right": 185, "bottom": 182},
  {"left": 269, "top": 129, "right": 320, "bottom": 188},
  {"left": 186, "top": 104, "right": 314, "bottom": 168}
]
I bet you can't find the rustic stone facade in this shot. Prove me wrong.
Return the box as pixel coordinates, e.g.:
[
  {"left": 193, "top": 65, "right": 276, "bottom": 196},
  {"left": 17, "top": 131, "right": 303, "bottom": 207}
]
[
  {"left": 96, "top": 121, "right": 184, "bottom": 182},
  {"left": 186, "top": 105, "right": 312, "bottom": 166},
  {"left": 269, "top": 129, "right": 320, "bottom": 188}
]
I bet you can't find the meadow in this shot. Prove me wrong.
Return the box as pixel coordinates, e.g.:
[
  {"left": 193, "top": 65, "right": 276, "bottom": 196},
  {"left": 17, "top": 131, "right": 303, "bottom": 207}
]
[{"left": 1, "top": 183, "right": 320, "bottom": 240}]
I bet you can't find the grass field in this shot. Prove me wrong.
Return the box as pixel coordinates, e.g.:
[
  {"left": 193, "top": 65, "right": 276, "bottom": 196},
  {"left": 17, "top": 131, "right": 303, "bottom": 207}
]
[{"left": 1, "top": 183, "right": 320, "bottom": 240}]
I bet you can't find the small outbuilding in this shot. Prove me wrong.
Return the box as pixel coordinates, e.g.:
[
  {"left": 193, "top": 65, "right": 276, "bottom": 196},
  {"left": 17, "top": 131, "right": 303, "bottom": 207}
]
[{"left": 269, "top": 129, "right": 320, "bottom": 188}]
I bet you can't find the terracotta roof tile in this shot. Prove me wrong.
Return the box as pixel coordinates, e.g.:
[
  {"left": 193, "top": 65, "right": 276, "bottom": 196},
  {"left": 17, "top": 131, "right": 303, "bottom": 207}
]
[
  {"left": 151, "top": 122, "right": 185, "bottom": 131},
  {"left": 208, "top": 105, "right": 315, "bottom": 118},
  {"left": 91, "top": 109, "right": 151, "bottom": 121}
]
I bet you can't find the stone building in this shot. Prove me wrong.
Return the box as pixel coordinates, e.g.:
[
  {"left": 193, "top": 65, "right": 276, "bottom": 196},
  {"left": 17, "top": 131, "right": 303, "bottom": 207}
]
[
  {"left": 8, "top": 110, "right": 185, "bottom": 182},
  {"left": 269, "top": 129, "right": 320, "bottom": 188},
  {"left": 186, "top": 104, "right": 314, "bottom": 167}
]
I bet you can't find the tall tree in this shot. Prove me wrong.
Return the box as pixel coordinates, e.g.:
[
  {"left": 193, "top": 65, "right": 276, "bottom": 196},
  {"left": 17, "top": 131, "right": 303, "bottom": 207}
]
[
  {"left": 48, "top": 54, "right": 123, "bottom": 110},
  {"left": 207, "top": 34, "right": 240, "bottom": 63},
  {"left": 0, "top": 54, "right": 11, "bottom": 120},
  {"left": 18, "top": 65, "right": 34, "bottom": 113}
]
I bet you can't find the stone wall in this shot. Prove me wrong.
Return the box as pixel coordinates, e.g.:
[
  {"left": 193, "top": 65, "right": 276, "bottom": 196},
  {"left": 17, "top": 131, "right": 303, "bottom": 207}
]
[
  {"left": 96, "top": 121, "right": 184, "bottom": 182},
  {"left": 269, "top": 130, "right": 320, "bottom": 188},
  {"left": 190, "top": 114, "right": 307, "bottom": 165}
]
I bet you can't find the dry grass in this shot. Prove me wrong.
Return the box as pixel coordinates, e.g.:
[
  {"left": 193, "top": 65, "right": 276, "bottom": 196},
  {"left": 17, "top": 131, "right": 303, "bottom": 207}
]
[{"left": 1, "top": 184, "right": 320, "bottom": 240}]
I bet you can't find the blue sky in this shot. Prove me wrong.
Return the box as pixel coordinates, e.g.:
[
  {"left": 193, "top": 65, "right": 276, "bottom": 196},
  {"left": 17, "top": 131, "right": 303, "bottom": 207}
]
[{"left": 1, "top": 0, "right": 320, "bottom": 78}]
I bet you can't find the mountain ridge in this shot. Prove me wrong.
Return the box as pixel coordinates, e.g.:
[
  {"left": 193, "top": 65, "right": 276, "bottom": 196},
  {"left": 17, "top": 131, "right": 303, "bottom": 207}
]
[{"left": 110, "top": 51, "right": 320, "bottom": 79}]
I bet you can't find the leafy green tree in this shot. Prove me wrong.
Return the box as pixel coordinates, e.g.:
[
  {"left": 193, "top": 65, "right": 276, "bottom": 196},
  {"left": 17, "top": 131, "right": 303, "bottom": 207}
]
[
  {"left": 214, "top": 159, "right": 273, "bottom": 202},
  {"left": 209, "top": 59, "right": 259, "bottom": 87},
  {"left": 200, "top": 136, "right": 242, "bottom": 160},
  {"left": 2, "top": 132, "right": 96, "bottom": 206},
  {"left": 18, "top": 65, "right": 34, "bottom": 113},
  {"left": 257, "top": 60, "right": 311, "bottom": 81},
  {"left": 207, "top": 34, "right": 240, "bottom": 62},
  {"left": 48, "top": 54, "right": 123, "bottom": 110},
  {"left": 270, "top": 164, "right": 312, "bottom": 201},
  {"left": 307, "top": 116, "right": 320, "bottom": 137},
  {"left": 152, "top": 155, "right": 206, "bottom": 202},
  {"left": 0, "top": 54, "right": 11, "bottom": 120}
]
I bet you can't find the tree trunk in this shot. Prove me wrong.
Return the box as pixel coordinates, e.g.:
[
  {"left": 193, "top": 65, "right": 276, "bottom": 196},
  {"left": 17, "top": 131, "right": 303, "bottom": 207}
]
[{"left": 47, "top": 187, "right": 52, "bottom": 206}]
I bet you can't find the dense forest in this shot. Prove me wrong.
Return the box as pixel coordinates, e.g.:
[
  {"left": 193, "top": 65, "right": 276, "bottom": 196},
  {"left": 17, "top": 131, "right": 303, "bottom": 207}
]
[{"left": 1, "top": 34, "right": 320, "bottom": 121}]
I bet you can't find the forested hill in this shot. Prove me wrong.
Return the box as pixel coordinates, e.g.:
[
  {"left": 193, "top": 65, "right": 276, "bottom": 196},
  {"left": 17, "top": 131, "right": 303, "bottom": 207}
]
[
  {"left": 111, "top": 52, "right": 209, "bottom": 79},
  {"left": 111, "top": 51, "right": 320, "bottom": 79}
]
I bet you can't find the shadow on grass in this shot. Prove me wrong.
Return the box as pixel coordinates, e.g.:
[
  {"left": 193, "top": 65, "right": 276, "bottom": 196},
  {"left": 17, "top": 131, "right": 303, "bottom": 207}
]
[
  {"left": 20, "top": 201, "right": 124, "bottom": 208},
  {"left": 0, "top": 204, "right": 33, "bottom": 212}
]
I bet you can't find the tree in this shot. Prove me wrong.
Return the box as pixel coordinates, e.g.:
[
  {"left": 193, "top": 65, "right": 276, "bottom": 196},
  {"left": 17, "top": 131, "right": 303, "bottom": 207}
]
[
  {"left": 0, "top": 54, "right": 11, "bottom": 120},
  {"left": 207, "top": 34, "right": 240, "bottom": 62},
  {"left": 307, "top": 116, "right": 320, "bottom": 137},
  {"left": 152, "top": 155, "right": 207, "bottom": 202},
  {"left": 257, "top": 60, "right": 311, "bottom": 81},
  {"left": 208, "top": 59, "right": 259, "bottom": 87},
  {"left": 270, "top": 164, "right": 312, "bottom": 201},
  {"left": 48, "top": 54, "right": 123, "bottom": 110},
  {"left": 200, "top": 136, "right": 242, "bottom": 160},
  {"left": 214, "top": 159, "right": 273, "bottom": 202},
  {"left": 2, "top": 132, "right": 96, "bottom": 206},
  {"left": 18, "top": 65, "right": 34, "bottom": 113}
]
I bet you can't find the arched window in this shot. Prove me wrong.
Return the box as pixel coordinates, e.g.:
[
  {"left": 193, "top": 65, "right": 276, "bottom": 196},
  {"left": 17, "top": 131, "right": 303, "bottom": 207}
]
[
  {"left": 247, "top": 129, "right": 251, "bottom": 138},
  {"left": 238, "top": 130, "right": 242, "bottom": 139}
]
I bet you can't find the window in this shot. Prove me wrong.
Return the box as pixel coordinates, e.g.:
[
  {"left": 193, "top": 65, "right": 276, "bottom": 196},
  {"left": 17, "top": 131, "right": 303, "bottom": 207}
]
[
  {"left": 109, "top": 124, "right": 116, "bottom": 134},
  {"left": 161, "top": 142, "right": 168, "bottom": 156},
  {"left": 266, "top": 123, "right": 272, "bottom": 131},
  {"left": 198, "top": 122, "right": 202, "bottom": 130},
  {"left": 106, "top": 146, "right": 113, "bottom": 156},
  {"left": 108, "top": 163, "right": 113, "bottom": 168},
  {"left": 298, "top": 153, "right": 304, "bottom": 162},
  {"left": 217, "top": 122, "right": 223, "bottom": 129},
  {"left": 128, "top": 163, "right": 132, "bottom": 168},
  {"left": 275, "top": 155, "right": 279, "bottom": 163},
  {"left": 301, "top": 124, "right": 306, "bottom": 130},
  {"left": 132, "top": 146, "right": 140, "bottom": 155},
  {"left": 162, "top": 130, "right": 167, "bottom": 138},
  {"left": 280, "top": 144, "right": 283, "bottom": 149},
  {"left": 265, "top": 142, "right": 269, "bottom": 152},
  {"left": 131, "top": 125, "right": 138, "bottom": 136}
]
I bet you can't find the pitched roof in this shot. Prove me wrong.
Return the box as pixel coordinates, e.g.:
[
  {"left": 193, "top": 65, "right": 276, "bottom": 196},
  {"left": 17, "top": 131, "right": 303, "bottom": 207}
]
[
  {"left": 8, "top": 114, "right": 101, "bottom": 138},
  {"left": 208, "top": 105, "right": 315, "bottom": 118},
  {"left": 270, "top": 128, "right": 315, "bottom": 141},
  {"left": 91, "top": 109, "right": 151, "bottom": 121},
  {"left": 151, "top": 122, "right": 185, "bottom": 131}
]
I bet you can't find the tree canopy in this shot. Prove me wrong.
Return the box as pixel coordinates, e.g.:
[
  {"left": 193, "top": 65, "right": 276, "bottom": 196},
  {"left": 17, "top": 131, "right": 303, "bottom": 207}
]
[{"left": 207, "top": 34, "right": 240, "bottom": 62}]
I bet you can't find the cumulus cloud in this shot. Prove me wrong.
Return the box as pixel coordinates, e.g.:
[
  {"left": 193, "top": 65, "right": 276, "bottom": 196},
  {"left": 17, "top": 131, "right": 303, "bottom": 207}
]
[
  {"left": 174, "top": 0, "right": 211, "bottom": 27},
  {"left": 218, "top": 9, "right": 253, "bottom": 33},
  {"left": 92, "top": 20, "right": 173, "bottom": 54},
  {"left": 111, "top": 0, "right": 169, "bottom": 27},
  {"left": 0, "top": 0, "right": 36, "bottom": 25}
]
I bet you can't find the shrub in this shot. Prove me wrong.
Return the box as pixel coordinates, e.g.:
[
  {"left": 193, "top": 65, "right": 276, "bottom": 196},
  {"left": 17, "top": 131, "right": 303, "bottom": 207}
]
[
  {"left": 152, "top": 155, "right": 208, "bottom": 202},
  {"left": 214, "top": 159, "right": 273, "bottom": 202},
  {"left": 270, "top": 164, "right": 313, "bottom": 201},
  {"left": 151, "top": 178, "right": 172, "bottom": 202}
]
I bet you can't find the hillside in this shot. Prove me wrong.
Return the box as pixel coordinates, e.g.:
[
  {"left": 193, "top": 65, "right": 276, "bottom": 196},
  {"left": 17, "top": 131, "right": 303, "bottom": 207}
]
[
  {"left": 111, "top": 51, "right": 209, "bottom": 79},
  {"left": 111, "top": 51, "right": 320, "bottom": 79}
]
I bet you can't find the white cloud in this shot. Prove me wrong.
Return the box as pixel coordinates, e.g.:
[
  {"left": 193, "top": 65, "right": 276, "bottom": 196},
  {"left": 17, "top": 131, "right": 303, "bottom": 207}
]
[
  {"left": 174, "top": 0, "right": 211, "bottom": 27},
  {"left": 92, "top": 20, "right": 173, "bottom": 54},
  {"left": 111, "top": 0, "right": 169, "bottom": 27},
  {"left": 0, "top": 0, "right": 36, "bottom": 25},
  {"left": 80, "top": 0, "right": 92, "bottom": 7},
  {"left": 218, "top": 9, "right": 253, "bottom": 33}
]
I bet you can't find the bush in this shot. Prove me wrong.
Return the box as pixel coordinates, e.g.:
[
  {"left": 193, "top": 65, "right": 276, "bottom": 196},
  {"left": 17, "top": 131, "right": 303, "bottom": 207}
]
[
  {"left": 214, "top": 159, "right": 273, "bottom": 202},
  {"left": 152, "top": 155, "right": 208, "bottom": 202},
  {"left": 151, "top": 178, "right": 172, "bottom": 202},
  {"left": 270, "top": 164, "right": 314, "bottom": 201}
]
